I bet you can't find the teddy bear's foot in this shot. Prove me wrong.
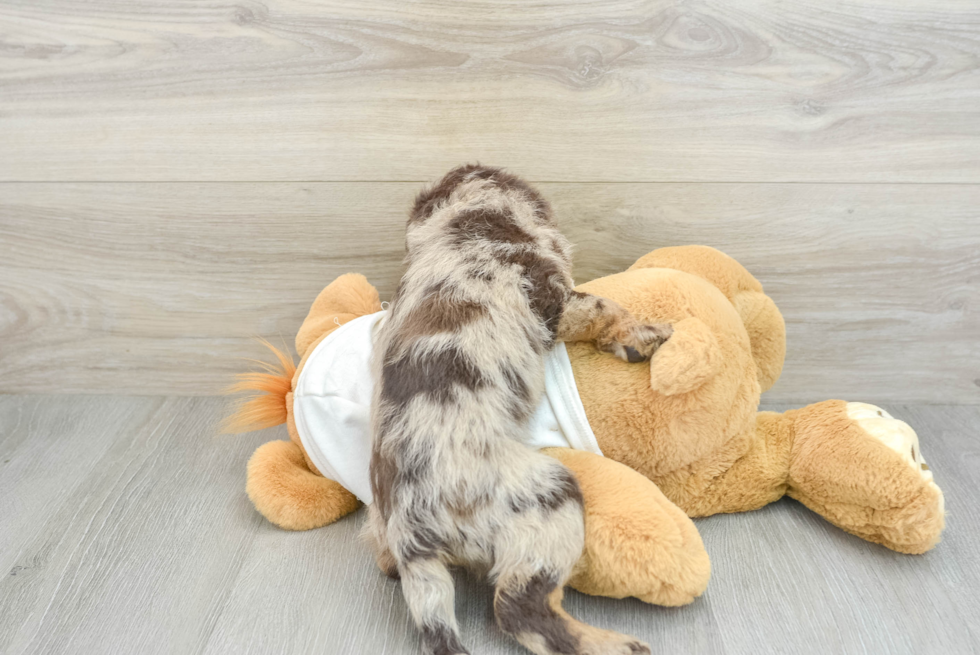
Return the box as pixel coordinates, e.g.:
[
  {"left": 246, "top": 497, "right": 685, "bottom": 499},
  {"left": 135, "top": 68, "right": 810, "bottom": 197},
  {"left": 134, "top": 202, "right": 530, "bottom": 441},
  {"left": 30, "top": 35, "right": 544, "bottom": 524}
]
[
  {"left": 841, "top": 402, "right": 945, "bottom": 552},
  {"left": 246, "top": 440, "right": 360, "bottom": 531},
  {"left": 845, "top": 403, "right": 941, "bottom": 492},
  {"left": 787, "top": 400, "right": 945, "bottom": 554}
]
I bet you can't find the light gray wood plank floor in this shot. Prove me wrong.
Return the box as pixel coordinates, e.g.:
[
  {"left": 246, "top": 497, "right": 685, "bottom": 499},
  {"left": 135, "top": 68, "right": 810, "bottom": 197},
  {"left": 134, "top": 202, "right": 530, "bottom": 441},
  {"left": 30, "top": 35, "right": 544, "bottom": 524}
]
[{"left": 1, "top": 395, "right": 976, "bottom": 654}]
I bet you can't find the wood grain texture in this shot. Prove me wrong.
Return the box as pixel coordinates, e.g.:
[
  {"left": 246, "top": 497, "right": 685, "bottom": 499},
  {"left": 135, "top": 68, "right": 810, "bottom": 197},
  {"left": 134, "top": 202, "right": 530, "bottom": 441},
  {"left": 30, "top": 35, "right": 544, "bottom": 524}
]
[
  {"left": 0, "top": 396, "right": 262, "bottom": 654},
  {"left": 0, "top": 396, "right": 977, "bottom": 654},
  {"left": 1, "top": 0, "right": 979, "bottom": 182},
  {"left": 2, "top": 182, "right": 978, "bottom": 402}
]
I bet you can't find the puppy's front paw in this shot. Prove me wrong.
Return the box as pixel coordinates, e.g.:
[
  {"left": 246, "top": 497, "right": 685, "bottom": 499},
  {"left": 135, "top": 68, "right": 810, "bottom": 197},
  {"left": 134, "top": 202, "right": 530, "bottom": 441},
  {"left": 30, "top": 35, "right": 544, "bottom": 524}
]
[{"left": 605, "top": 323, "right": 673, "bottom": 363}]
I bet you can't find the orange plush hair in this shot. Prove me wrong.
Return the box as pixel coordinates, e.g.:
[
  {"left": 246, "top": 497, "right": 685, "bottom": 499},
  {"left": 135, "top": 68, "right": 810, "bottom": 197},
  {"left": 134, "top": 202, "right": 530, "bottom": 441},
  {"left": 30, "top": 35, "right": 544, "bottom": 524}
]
[{"left": 222, "top": 339, "right": 295, "bottom": 433}]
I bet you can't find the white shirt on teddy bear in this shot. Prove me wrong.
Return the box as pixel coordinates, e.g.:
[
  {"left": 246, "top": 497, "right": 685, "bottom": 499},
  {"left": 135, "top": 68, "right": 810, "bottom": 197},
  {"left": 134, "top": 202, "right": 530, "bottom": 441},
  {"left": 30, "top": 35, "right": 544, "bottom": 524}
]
[{"left": 292, "top": 311, "right": 604, "bottom": 505}]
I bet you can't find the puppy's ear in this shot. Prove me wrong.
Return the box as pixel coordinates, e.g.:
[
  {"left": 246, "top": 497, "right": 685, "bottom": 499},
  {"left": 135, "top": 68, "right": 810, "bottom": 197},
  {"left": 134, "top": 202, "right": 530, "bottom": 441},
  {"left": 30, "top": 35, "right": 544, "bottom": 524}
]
[{"left": 649, "top": 318, "right": 723, "bottom": 396}]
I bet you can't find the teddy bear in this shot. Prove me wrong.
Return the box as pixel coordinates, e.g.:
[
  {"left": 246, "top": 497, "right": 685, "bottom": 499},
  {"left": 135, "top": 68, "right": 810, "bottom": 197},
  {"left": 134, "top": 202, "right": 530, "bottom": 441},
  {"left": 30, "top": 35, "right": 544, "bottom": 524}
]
[{"left": 225, "top": 244, "right": 945, "bottom": 607}]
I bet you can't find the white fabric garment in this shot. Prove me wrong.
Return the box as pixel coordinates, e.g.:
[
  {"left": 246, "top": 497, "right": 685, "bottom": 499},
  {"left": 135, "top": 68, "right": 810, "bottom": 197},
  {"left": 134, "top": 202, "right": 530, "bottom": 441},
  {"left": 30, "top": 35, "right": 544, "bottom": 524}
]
[{"left": 292, "top": 311, "right": 604, "bottom": 505}]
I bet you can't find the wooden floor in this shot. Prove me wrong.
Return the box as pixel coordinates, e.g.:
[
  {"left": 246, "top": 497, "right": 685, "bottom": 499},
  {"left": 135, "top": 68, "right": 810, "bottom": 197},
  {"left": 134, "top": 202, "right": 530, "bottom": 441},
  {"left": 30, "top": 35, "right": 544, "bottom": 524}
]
[{"left": 0, "top": 395, "right": 977, "bottom": 655}]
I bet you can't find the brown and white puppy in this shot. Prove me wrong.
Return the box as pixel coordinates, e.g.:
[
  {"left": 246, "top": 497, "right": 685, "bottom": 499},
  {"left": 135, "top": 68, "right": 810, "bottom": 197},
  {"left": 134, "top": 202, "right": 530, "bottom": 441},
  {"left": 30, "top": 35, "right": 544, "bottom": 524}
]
[{"left": 366, "top": 165, "right": 671, "bottom": 655}]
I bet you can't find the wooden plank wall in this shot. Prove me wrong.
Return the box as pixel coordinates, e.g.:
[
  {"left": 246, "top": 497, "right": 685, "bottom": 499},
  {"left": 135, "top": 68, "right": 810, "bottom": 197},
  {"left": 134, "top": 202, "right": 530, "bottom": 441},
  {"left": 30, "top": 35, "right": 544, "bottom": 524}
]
[{"left": 1, "top": 0, "right": 978, "bottom": 403}]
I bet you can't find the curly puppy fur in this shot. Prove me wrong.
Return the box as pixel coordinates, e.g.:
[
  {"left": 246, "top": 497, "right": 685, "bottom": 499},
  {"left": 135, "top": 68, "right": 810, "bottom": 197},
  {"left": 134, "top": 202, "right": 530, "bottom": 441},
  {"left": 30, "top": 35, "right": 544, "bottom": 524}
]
[{"left": 366, "top": 165, "right": 670, "bottom": 655}]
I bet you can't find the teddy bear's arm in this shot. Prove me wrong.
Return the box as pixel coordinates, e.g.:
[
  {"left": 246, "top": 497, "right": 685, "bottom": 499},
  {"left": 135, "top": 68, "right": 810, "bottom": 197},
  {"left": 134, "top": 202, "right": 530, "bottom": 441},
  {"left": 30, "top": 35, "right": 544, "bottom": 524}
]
[
  {"left": 543, "top": 447, "right": 710, "bottom": 606},
  {"left": 557, "top": 291, "right": 672, "bottom": 363}
]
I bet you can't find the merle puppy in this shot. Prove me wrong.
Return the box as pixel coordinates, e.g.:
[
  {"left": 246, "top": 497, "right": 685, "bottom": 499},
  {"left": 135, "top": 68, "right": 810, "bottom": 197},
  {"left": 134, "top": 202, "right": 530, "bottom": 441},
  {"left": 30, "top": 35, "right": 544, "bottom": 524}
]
[{"left": 366, "top": 165, "right": 670, "bottom": 655}]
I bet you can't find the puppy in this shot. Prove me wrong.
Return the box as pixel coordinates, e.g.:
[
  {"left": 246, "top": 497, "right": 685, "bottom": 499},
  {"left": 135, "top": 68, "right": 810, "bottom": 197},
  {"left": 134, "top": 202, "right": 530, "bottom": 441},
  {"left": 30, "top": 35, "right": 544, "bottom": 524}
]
[{"left": 367, "top": 165, "right": 671, "bottom": 655}]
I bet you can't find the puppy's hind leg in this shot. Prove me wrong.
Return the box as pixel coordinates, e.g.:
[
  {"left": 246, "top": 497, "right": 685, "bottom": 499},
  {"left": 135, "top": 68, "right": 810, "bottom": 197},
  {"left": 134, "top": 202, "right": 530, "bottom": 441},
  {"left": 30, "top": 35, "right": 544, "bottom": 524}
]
[
  {"left": 363, "top": 503, "right": 399, "bottom": 579},
  {"left": 494, "top": 566, "right": 649, "bottom": 655},
  {"left": 367, "top": 505, "right": 465, "bottom": 653},
  {"left": 492, "top": 459, "right": 649, "bottom": 655},
  {"left": 398, "top": 556, "right": 469, "bottom": 655}
]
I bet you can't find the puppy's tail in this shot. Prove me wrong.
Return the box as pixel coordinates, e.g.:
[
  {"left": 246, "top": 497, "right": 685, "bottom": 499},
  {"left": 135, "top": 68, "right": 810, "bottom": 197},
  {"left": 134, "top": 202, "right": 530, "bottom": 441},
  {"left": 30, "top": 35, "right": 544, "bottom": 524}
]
[{"left": 221, "top": 339, "right": 296, "bottom": 434}]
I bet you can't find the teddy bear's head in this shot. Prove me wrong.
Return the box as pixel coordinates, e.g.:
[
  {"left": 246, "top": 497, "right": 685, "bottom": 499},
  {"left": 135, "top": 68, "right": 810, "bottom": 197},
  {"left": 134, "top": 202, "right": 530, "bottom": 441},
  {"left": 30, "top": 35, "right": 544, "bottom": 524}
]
[{"left": 566, "top": 246, "right": 786, "bottom": 481}]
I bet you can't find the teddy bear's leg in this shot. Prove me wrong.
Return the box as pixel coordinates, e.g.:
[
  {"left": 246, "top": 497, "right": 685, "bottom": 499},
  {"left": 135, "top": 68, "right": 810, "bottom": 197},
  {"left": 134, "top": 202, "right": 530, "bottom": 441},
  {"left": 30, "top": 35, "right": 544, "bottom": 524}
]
[
  {"left": 246, "top": 440, "right": 360, "bottom": 531},
  {"left": 665, "top": 412, "right": 794, "bottom": 518},
  {"left": 785, "top": 400, "right": 945, "bottom": 554},
  {"left": 542, "top": 448, "right": 711, "bottom": 606}
]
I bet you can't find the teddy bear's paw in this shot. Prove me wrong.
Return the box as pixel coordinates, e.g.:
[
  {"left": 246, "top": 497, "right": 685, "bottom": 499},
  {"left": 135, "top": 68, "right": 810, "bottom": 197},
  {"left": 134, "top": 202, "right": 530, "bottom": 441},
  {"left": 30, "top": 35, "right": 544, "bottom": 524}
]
[
  {"left": 846, "top": 402, "right": 942, "bottom": 509},
  {"left": 612, "top": 322, "right": 673, "bottom": 363}
]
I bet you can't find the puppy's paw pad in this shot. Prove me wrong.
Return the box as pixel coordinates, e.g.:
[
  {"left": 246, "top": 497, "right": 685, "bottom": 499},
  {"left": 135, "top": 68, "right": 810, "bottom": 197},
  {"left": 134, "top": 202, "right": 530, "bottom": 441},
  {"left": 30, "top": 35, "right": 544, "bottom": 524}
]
[
  {"left": 582, "top": 637, "right": 650, "bottom": 655},
  {"left": 623, "top": 346, "right": 646, "bottom": 363},
  {"left": 630, "top": 322, "right": 674, "bottom": 357}
]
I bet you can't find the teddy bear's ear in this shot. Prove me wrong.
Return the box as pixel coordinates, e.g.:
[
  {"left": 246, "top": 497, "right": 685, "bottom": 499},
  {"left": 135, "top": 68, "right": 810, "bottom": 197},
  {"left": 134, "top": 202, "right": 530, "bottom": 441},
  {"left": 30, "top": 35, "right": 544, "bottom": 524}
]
[
  {"left": 649, "top": 318, "right": 724, "bottom": 396},
  {"left": 631, "top": 245, "right": 785, "bottom": 392},
  {"left": 731, "top": 291, "right": 786, "bottom": 392},
  {"left": 295, "top": 273, "right": 383, "bottom": 359},
  {"left": 630, "top": 245, "right": 763, "bottom": 298}
]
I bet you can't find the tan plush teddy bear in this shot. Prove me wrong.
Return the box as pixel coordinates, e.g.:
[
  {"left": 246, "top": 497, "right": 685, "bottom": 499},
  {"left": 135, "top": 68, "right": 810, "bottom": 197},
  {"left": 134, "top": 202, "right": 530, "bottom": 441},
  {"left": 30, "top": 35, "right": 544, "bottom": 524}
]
[{"left": 225, "top": 245, "right": 945, "bottom": 607}]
